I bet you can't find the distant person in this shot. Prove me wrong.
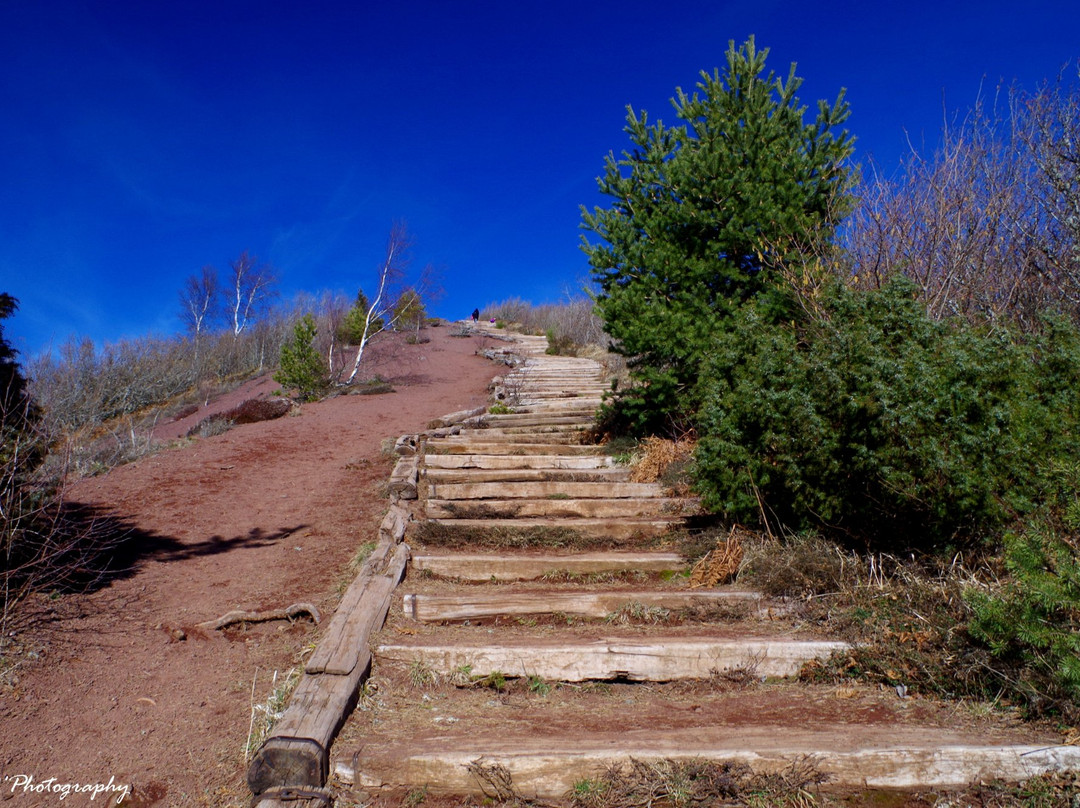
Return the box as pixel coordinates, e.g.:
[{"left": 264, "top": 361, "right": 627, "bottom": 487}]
[{"left": 472, "top": 308, "right": 479, "bottom": 322}]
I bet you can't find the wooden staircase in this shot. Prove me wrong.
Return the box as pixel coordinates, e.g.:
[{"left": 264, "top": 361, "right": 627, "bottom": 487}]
[{"left": 251, "top": 324, "right": 1080, "bottom": 806}]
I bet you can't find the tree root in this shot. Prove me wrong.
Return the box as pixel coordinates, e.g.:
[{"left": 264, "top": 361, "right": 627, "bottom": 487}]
[{"left": 197, "top": 602, "right": 321, "bottom": 631}]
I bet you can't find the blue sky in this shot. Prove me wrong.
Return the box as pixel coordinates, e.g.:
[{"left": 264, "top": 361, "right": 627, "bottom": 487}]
[{"left": 2, "top": 0, "right": 1078, "bottom": 358}]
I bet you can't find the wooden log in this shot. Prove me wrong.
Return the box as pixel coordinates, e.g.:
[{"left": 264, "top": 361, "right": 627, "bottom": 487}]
[
  {"left": 423, "top": 467, "right": 631, "bottom": 484},
  {"left": 336, "top": 740, "right": 1080, "bottom": 798},
  {"left": 410, "top": 551, "right": 686, "bottom": 582},
  {"left": 424, "top": 517, "right": 682, "bottom": 540},
  {"left": 248, "top": 737, "right": 330, "bottom": 796},
  {"left": 249, "top": 544, "right": 410, "bottom": 795},
  {"left": 423, "top": 454, "right": 615, "bottom": 470},
  {"left": 387, "top": 456, "right": 419, "bottom": 500},
  {"left": 402, "top": 589, "right": 762, "bottom": 622},
  {"left": 306, "top": 543, "right": 409, "bottom": 675},
  {"left": 394, "top": 434, "right": 418, "bottom": 456},
  {"left": 449, "top": 431, "right": 585, "bottom": 445},
  {"left": 428, "top": 481, "right": 664, "bottom": 500},
  {"left": 376, "top": 637, "right": 848, "bottom": 681},
  {"left": 424, "top": 442, "right": 602, "bottom": 456},
  {"left": 425, "top": 497, "right": 691, "bottom": 520},
  {"left": 426, "top": 405, "right": 487, "bottom": 429},
  {"left": 379, "top": 504, "right": 411, "bottom": 544}
]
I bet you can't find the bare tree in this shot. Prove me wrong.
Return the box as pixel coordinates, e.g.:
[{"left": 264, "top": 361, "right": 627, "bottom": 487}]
[
  {"left": 840, "top": 73, "right": 1080, "bottom": 328},
  {"left": 316, "top": 291, "right": 350, "bottom": 380},
  {"left": 843, "top": 91, "right": 1053, "bottom": 327},
  {"left": 178, "top": 265, "right": 219, "bottom": 369},
  {"left": 229, "top": 251, "right": 277, "bottom": 336},
  {"left": 345, "top": 224, "right": 411, "bottom": 385},
  {"left": 1019, "top": 64, "right": 1080, "bottom": 312}
]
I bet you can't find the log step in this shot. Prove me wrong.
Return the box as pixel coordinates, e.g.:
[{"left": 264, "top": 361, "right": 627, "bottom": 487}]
[
  {"left": 424, "top": 442, "right": 602, "bottom": 456},
  {"left": 423, "top": 517, "right": 682, "bottom": 540},
  {"left": 427, "top": 481, "right": 664, "bottom": 500},
  {"left": 409, "top": 552, "right": 686, "bottom": 581},
  {"left": 481, "top": 416, "right": 600, "bottom": 429},
  {"left": 469, "top": 423, "right": 588, "bottom": 434},
  {"left": 425, "top": 497, "right": 692, "bottom": 519},
  {"left": 423, "top": 454, "right": 617, "bottom": 470},
  {"left": 402, "top": 588, "right": 762, "bottom": 621},
  {"left": 375, "top": 636, "right": 848, "bottom": 681},
  {"left": 452, "top": 430, "right": 586, "bottom": 444},
  {"left": 338, "top": 737, "right": 1080, "bottom": 797},
  {"left": 423, "top": 467, "right": 631, "bottom": 484}
]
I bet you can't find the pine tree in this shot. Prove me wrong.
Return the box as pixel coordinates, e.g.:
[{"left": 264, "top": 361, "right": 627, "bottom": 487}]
[
  {"left": 338, "top": 289, "right": 384, "bottom": 345},
  {"left": 275, "top": 314, "right": 326, "bottom": 401},
  {"left": 392, "top": 288, "right": 426, "bottom": 332},
  {"left": 580, "top": 37, "right": 854, "bottom": 432}
]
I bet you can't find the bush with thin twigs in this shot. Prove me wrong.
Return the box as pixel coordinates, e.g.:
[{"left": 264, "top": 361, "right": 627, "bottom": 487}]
[
  {"left": 481, "top": 294, "right": 606, "bottom": 349},
  {"left": 1, "top": 297, "right": 128, "bottom": 640},
  {"left": 738, "top": 530, "right": 1080, "bottom": 723}
]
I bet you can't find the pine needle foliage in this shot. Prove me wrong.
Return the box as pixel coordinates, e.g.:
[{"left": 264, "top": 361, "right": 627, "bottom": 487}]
[
  {"left": 274, "top": 314, "right": 326, "bottom": 401},
  {"left": 337, "top": 289, "right": 383, "bottom": 345},
  {"left": 693, "top": 278, "right": 1080, "bottom": 550},
  {"left": 965, "top": 459, "right": 1080, "bottom": 714},
  {"left": 581, "top": 37, "right": 854, "bottom": 434}
]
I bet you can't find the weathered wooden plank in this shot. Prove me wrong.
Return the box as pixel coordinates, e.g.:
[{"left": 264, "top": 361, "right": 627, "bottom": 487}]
[
  {"left": 387, "top": 456, "right": 419, "bottom": 500},
  {"left": 424, "top": 442, "right": 602, "bottom": 456},
  {"left": 513, "top": 399, "right": 603, "bottom": 410},
  {"left": 480, "top": 413, "right": 597, "bottom": 426},
  {"left": 248, "top": 737, "right": 330, "bottom": 796},
  {"left": 479, "top": 419, "right": 591, "bottom": 429},
  {"left": 424, "top": 517, "right": 681, "bottom": 540},
  {"left": 336, "top": 740, "right": 1080, "bottom": 798},
  {"left": 423, "top": 467, "right": 631, "bottom": 484},
  {"left": 423, "top": 455, "right": 616, "bottom": 470},
  {"left": 248, "top": 664, "right": 367, "bottom": 794},
  {"left": 402, "top": 589, "right": 761, "bottom": 621},
  {"left": 394, "top": 434, "right": 418, "bottom": 456},
  {"left": 425, "top": 497, "right": 690, "bottom": 520},
  {"left": 378, "top": 503, "right": 411, "bottom": 544},
  {"left": 250, "top": 543, "right": 412, "bottom": 794},
  {"left": 427, "top": 481, "right": 664, "bottom": 500},
  {"left": 452, "top": 430, "right": 586, "bottom": 444},
  {"left": 427, "top": 405, "right": 487, "bottom": 429},
  {"left": 376, "top": 637, "right": 848, "bottom": 680},
  {"left": 306, "top": 543, "right": 409, "bottom": 675},
  {"left": 410, "top": 552, "right": 685, "bottom": 581}
]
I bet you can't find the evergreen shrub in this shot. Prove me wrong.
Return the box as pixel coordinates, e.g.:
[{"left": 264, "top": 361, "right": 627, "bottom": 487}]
[
  {"left": 965, "top": 459, "right": 1080, "bottom": 716},
  {"left": 275, "top": 314, "right": 326, "bottom": 401},
  {"left": 693, "top": 278, "right": 1080, "bottom": 550}
]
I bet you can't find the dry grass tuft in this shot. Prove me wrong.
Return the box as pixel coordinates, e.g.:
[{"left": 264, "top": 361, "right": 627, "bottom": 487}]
[
  {"left": 688, "top": 527, "right": 746, "bottom": 588},
  {"left": 629, "top": 436, "right": 695, "bottom": 484},
  {"left": 466, "top": 758, "right": 521, "bottom": 803},
  {"left": 569, "top": 756, "right": 826, "bottom": 808}
]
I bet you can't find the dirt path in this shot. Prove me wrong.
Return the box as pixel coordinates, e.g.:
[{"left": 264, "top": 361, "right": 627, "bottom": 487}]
[{"left": 0, "top": 327, "right": 496, "bottom": 807}]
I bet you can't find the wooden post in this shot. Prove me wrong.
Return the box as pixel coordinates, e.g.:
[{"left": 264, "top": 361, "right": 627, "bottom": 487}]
[{"left": 248, "top": 543, "right": 409, "bottom": 796}]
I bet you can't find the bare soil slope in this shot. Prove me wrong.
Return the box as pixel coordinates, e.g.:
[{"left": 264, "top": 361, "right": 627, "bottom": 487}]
[{"left": 0, "top": 327, "right": 495, "bottom": 807}]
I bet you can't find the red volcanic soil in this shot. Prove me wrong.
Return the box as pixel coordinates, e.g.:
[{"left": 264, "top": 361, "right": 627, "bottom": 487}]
[{"left": 0, "top": 327, "right": 496, "bottom": 807}]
